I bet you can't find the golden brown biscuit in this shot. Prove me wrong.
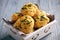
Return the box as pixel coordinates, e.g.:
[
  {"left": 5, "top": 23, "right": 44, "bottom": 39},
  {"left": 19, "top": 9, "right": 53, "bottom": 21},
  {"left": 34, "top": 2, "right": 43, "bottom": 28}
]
[
  {"left": 14, "top": 15, "right": 34, "bottom": 34},
  {"left": 21, "top": 3, "right": 38, "bottom": 16},
  {"left": 33, "top": 10, "right": 50, "bottom": 28},
  {"left": 34, "top": 16, "right": 50, "bottom": 28},
  {"left": 11, "top": 12, "right": 23, "bottom": 22}
]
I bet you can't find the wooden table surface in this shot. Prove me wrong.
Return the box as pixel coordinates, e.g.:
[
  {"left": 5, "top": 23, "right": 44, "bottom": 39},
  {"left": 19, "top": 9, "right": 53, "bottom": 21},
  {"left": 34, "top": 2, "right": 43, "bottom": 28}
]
[{"left": 0, "top": 0, "right": 60, "bottom": 40}]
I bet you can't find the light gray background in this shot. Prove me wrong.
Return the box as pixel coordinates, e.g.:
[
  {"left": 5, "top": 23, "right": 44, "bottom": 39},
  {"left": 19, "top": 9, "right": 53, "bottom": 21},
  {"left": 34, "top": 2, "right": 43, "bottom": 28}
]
[{"left": 0, "top": 0, "right": 60, "bottom": 40}]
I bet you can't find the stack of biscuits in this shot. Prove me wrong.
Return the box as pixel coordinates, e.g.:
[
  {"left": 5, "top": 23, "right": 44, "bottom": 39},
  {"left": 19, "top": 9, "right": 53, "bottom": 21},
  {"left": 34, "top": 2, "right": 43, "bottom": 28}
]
[{"left": 11, "top": 3, "right": 50, "bottom": 34}]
